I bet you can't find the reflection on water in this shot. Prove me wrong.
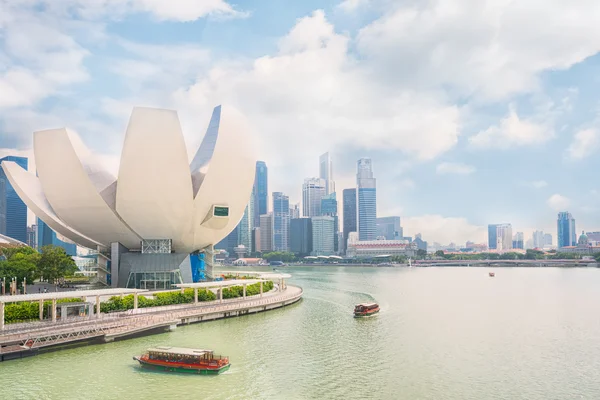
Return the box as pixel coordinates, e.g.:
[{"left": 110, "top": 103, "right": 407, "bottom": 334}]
[{"left": 2, "top": 267, "right": 600, "bottom": 399}]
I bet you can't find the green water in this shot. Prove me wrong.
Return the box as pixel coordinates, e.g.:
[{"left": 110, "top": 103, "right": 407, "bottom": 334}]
[{"left": 2, "top": 266, "right": 600, "bottom": 399}]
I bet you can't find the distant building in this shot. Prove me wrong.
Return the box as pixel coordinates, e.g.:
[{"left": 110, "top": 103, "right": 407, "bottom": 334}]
[
  {"left": 311, "top": 216, "right": 335, "bottom": 256},
  {"left": 532, "top": 230, "right": 545, "bottom": 248},
  {"left": 290, "top": 203, "right": 300, "bottom": 219},
  {"left": 414, "top": 233, "right": 428, "bottom": 251},
  {"left": 215, "top": 225, "right": 239, "bottom": 256},
  {"left": 346, "top": 236, "right": 417, "bottom": 258},
  {"left": 544, "top": 233, "right": 553, "bottom": 247},
  {"left": 290, "top": 218, "right": 312, "bottom": 256},
  {"left": 488, "top": 223, "right": 512, "bottom": 250},
  {"left": 319, "top": 152, "right": 335, "bottom": 195},
  {"left": 342, "top": 188, "right": 357, "bottom": 254},
  {"left": 238, "top": 194, "right": 254, "bottom": 250},
  {"left": 259, "top": 213, "right": 274, "bottom": 252},
  {"left": 0, "top": 156, "right": 28, "bottom": 243},
  {"left": 272, "top": 192, "right": 290, "bottom": 251},
  {"left": 321, "top": 192, "right": 338, "bottom": 252},
  {"left": 512, "top": 232, "right": 524, "bottom": 249},
  {"left": 559, "top": 231, "right": 600, "bottom": 255},
  {"left": 376, "top": 217, "right": 402, "bottom": 240},
  {"left": 357, "top": 158, "right": 376, "bottom": 241},
  {"left": 586, "top": 232, "right": 600, "bottom": 246},
  {"left": 557, "top": 212, "right": 576, "bottom": 248},
  {"left": 253, "top": 161, "right": 268, "bottom": 228},
  {"left": 251, "top": 227, "right": 261, "bottom": 253},
  {"left": 27, "top": 224, "right": 37, "bottom": 249},
  {"left": 37, "top": 218, "right": 77, "bottom": 256},
  {"left": 302, "top": 178, "right": 326, "bottom": 217}
]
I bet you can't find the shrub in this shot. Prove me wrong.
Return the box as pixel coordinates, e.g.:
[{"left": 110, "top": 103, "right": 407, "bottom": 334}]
[{"left": 5, "top": 298, "right": 83, "bottom": 324}]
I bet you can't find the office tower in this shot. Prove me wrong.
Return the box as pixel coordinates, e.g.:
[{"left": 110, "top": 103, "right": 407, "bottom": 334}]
[
  {"left": 260, "top": 213, "right": 274, "bottom": 252},
  {"left": 290, "top": 218, "right": 313, "bottom": 255},
  {"left": 0, "top": 156, "right": 28, "bottom": 242},
  {"left": 26, "top": 225, "right": 37, "bottom": 248},
  {"left": 319, "top": 152, "right": 335, "bottom": 195},
  {"left": 512, "top": 232, "right": 524, "bottom": 249},
  {"left": 238, "top": 195, "right": 254, "bottom": 250},
  {"left": 488, "top": 223, "right": 512, "bottom": 250},
  {"left": 414, "top": 233, "right": 428, "bottom": 251},
  {"left": 37, "top": 218, "right": 77, "bottom": 255},
  {"left": 321, "top": 193, "right": 339, "bottom": 252},
  {"left": 343, "top": 188, "right": 357, "bottom": 253},
  {"left": 302, "top": 178, "right": 326, "bottom": 217},
  {"left": 252, "top": 227, "right": 261, "bottom": 253},
  {"left": 290, "top": 203, "right": 300, "bottom": 219},
  {"left": 557, "top": 212, "right": 576, "bottom": 248},
  {"left": 532, "top": 231, "right": 545, "bottom": 248},
  {"left": 253, "top": 161, "right": 268, "bottom": 228},
  {"left": 311, "top": 216, "right": 335, "bottom": 256},
  {"left": 376, "top": 217, "right": 403, "bottom": 240},
  {"left": 272, "top": 192, "right": 290, "bottom": 251},
  {"left": 357, "top": 158, "right": 376, "bottom": 241}
]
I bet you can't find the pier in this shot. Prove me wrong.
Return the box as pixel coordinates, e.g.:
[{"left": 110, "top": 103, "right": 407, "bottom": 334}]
[{"left": 0, "top": 279, "right": 302, "bottom": 361}]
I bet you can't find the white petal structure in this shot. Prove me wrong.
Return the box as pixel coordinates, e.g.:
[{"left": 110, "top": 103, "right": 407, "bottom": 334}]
[{"left": 1, "top": 105, "right": 256, "bottom": 255}]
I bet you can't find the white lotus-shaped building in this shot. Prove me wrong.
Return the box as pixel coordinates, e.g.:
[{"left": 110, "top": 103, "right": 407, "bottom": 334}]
[{"left": 1, "top": 105, "right": 255, "bottom": 288}]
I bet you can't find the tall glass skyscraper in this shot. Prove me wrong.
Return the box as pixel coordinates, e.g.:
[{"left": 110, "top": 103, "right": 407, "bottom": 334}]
[
  {"left": 302, "top": 178, "right": 326, "bottom": 217},
  {"left": 376, "top": 216, "right": 402, "bottom": 240},
  {"left": 342, "top": 188, "right": 357, "bottom": 253},
  {"left": 253, "top": 161, "right": 268, "bottom": 228},
  {"left": 321, "top": 192, "right": 338, "bottom": 252},
  {"left": 319, "top": 152, "right": 335, "bottom": 195},
  {"left": 273, "top": 192, "right": 290, "bottom": 251},
  {"left": 557, "top": 212, "right": 576, "bottom": 248},
  {"left": 37, "top": 218, "right": 77, "bottom": 256},
  {"left": 356, "top": 158, "right": 376, "bottom": 241},
  {"left": 0, "top": 156, "right": 28, "bottom": 243}
]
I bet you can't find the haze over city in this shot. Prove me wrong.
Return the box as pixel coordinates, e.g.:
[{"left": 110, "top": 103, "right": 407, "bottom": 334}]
[{"left": 2, "top": 0, "right": 600, "bottom": 244}]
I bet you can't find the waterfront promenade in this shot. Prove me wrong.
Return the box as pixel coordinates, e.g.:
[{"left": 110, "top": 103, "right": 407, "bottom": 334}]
[{"left": 0, "top": 284, "right": 302, "bottom": 361}]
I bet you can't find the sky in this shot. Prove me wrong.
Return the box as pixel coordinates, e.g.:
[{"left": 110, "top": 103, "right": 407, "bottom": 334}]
[{"left": 1, "top": 0, "right": 600, "bottom": 245}]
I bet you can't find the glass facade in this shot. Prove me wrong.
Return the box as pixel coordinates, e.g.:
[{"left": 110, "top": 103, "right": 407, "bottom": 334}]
[
  {"left": 126, "top": 270, "right": 183, "bottom": 289},
  {"left": 37, "top": 218, "right": 77, "bottom": 255},
  {"left": 358, "top": 188, "right": 377, "bottom": 241},
  {"left": 141, "top": 239, "right": 172, "bottom": 254},
  {"left": 302, "top": 178, "right": 326, "bottom": 217},
  {"left": 342, "top": 189, "right": 357, "bottom": 253},
  {"left": 253, "top": 161, "right": 268, "bottom": 228},
  {"left": 273, "top": 192, "right": 290, "bottom": 251},
  {"left": 557, "top": 212, "right": 576, "bottom": 248},
  {"left": 0, "top": 156, "right": 28, "bottom": 243},
  {"left": 376, "top": 217, "right": 402, "bottom": 240},
  {"left": 290, "top": 217, "right": 312, "bottom": 255}
]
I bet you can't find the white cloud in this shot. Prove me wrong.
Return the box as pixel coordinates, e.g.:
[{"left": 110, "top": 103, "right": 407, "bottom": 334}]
[
  {"left": 469, "top": 107, "right": 552, "bottom": 149},
  {"left": 337, "top": 0, "right": 370, "bottom": 12},
  {"left": 356, "top": 0, "right": 600, "bottom": 100},
  {"left": 403, "top": 215, "right": 486, "bottom": 244},
  {"left": 128, "top": 0, "right": 246, "bottom": 21},
  {"left": 530, "top": 180, "right": 548, "bottom": 189},
  {"left": 436, "top": 162, "right": 475, "bottom": 175},
  {"left": 547, "top": 194, "right": 571, "bottom": 211},
  {"left": 566, "top": 128, "right": 599, "bottom": 160}
]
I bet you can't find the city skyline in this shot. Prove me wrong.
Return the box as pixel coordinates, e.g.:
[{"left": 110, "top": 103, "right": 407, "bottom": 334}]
[{"left": 2, "top": 1, "right": 600, "bottom": 244}]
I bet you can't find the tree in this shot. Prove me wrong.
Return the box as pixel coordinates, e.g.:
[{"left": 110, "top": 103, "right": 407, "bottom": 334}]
[
  {"left": 434, "top": 250, "right": 445, "bottom": 258},
  {"left": 416, "top": 249, "right": 427, "bottom": 259},
  {"left": 0, "top": 246, "right": 40, "bottom": 290},
  {"left": 37, "top": 245, "right": 78, "bottom": 283}
]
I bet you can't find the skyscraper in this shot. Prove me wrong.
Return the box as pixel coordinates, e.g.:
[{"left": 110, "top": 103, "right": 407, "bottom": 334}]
[
  {"left": 238, "top": 194, "right": 254, "bottom": 250},
  {"left": 321, "top": 192, "right": 338, "bottom": 252},
  {"left": 302, "top": 178, "right": 326, "bottom": 217},
  {"left": 512, "top": 232, "right": 524, "bottom": 249},
  {"left": 253, "top": 161, "right": 268, "bottom": 228},
  {"left": 311, "top": 216, "right": 335, "bottom": 256},
  {"left": 290, "top": 203, "right": 300, "bottom": 219},
  {"left": 319, "top": 152, "right": 335, "bottom": 195},
  {"left": 37, "top": 218, "right": 77, "bottom": 256},
  {"left": 342, "top": 188, "right": 357, "bottom": 253},
  {"left": 544, "top": 233, "right": 553, "bottom": 246},
  {"left": 557, "top": 212, "right": 576, "bottom": 248},
  {"left": 27, "top": 224, "right": 37, "bottom": 248},
  {"left": 357, "top": 158, "right": 376, "bottom": 241},
  {"left": 290, "top": 218, "right": 312, "bottom": 255},
  {"left": 488, "top": 223, "right": 512, "bottom": 250},
  {"left": 272, "top": 192, "right": 290, "bottom": 251},
  {"left": 532, "top": 230, "right": 545, "bottom": 249},
  {"left": 0, "top": 156, "right": 28, "bottom": 243},
  {"left": 376, "top": 217, "right": 402, "bottom": 240},
  {"left": 260, "top": 213, "right": 274, "bottom": 252}
]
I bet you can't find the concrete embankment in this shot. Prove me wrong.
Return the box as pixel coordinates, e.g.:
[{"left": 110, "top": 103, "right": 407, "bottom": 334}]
[{"left": 0, "top": 285, "right": 302, "bottom": 361}]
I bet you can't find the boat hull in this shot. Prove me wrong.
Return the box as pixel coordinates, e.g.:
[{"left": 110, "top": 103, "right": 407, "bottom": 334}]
[
  {"left": 133, "top": 357, "right": 230, "bottom": 375},
  {"left": 354, "top": 308, "right": 380, "bottom": 318}
]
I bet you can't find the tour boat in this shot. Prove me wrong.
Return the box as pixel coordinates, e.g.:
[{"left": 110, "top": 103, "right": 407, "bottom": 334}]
[
  {"left": 133, "top": 346, "right": 230, "bottom": 375},
  {"left": 489, "top": 272, "right": 495, "bottom": 277},
  {"left": 354, "top": 303, "right": 380, "bottom": 318}
]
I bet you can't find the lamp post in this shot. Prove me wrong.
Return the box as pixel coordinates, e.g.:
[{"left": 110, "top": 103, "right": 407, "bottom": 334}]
[
  {"left": 23, "top": 277, "right": 27, "bottom": 295},
  {"left": 1, "top": 277, "right": 4, "bottom": 295}
]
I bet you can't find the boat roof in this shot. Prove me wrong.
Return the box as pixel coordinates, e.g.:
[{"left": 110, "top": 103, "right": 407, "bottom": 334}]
[
  {"left": 356, "top": 302, "right": 378, "bottom": 307},
  {"left": 147, "top": 346, "right": 213, "bottom": 356}
]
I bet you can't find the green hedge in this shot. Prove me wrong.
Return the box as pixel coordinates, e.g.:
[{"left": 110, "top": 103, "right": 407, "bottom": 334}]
[
  {"left": 100, "top": 288, "right": 217, "bottom": 313},
  {"left": 222, "top": 281, "right": 274, "bottom": 299},
  {"left": 5, "top": 298, "right": 82, "bottom": 324}
]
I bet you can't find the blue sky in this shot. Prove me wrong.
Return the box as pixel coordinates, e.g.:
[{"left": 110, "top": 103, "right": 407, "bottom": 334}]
[{"left": 1, "top": 0, "right": 600, "bottom": 245}]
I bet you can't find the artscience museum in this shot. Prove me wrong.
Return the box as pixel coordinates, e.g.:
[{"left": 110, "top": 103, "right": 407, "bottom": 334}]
[{"left": 1, "top": 105, "right": 255, "bottom": 288}]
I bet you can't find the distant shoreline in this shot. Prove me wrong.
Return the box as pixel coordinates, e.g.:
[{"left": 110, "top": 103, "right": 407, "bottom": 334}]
[{"left": 261, "top": 263, "right": 600, "bottom": 268}]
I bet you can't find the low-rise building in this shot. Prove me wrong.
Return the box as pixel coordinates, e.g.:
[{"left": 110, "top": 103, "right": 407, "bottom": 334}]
[{"left": 346, "top": 236, "right": 417, "bottom": 258}]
